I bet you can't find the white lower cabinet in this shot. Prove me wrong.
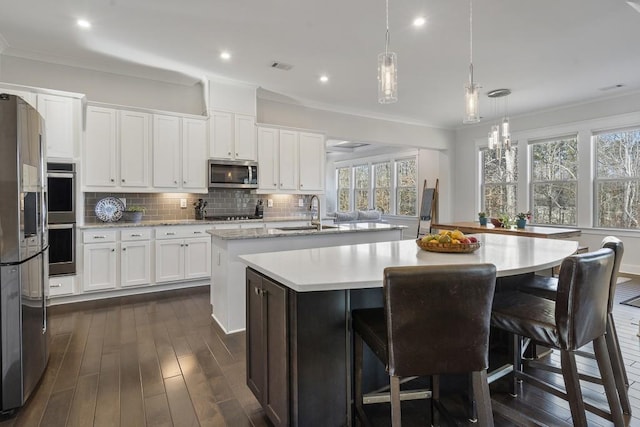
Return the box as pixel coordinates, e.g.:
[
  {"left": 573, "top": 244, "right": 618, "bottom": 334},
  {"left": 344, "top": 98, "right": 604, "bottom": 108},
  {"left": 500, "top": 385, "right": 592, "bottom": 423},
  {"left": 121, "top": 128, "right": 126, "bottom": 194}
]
[
  {"left": 155, "top": 226, "right": 212, "bottom": 284},
  {"left": 121, "top": 240, "right": 152, "bottom": 287},
  {"left": 49, "top": 275, "right": 75, "bottom": 297},
  {"left": 83, "top": 242, "right": 118, "bottom": 292}
]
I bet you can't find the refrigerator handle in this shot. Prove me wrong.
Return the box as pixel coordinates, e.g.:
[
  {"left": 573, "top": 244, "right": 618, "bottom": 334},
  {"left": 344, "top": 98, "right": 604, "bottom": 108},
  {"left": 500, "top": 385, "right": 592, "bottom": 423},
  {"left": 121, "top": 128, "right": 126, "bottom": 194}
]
[
  {"left": 39, "top": 133, "right": 47, "bottom": 334},
  {"left": 42, "top": 255, "right": 47, "bottom": 334}
]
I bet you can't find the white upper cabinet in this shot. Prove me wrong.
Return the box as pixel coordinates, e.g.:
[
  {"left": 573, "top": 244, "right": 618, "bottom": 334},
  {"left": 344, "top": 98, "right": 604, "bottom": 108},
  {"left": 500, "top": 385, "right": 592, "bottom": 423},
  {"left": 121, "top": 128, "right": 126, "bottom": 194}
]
[
  {"left": 37, "top": 94, "right": 81, "bottom": 160},
  {"left": 85, "top": 106, "right": 118, "bottom": 187},
  {"left": 278, "top": 129, "right": 299, "bottom": 191},
  {"left": 182, "top": 118, "right": 208, "bottom": 189},
  {"left": 298, "top": 132, "right": 325, "bottom": 192},
  {"left": 153, "top": 114, "right": 208, "bottom": 193},
  {"left": 84, "top": 106, "right": 150, "bottom": 190},
  {"left": 256, "top": 126, "right": 325, "bottom": 194},
  {"left": 119, "top": 110, "right": 150, "bottom": 188},
  {"left": 209, "top": 110, "right": 256, "bottom": 161}
]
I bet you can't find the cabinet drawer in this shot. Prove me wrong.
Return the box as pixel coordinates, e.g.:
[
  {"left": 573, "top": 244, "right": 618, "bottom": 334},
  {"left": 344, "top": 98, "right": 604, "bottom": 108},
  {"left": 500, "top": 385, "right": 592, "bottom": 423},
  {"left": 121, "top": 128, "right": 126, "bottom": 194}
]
[
  {"left": 49, "top": 275, "right": 75, "bottom": 297},
  {"left": 120, "top": 228, "right": 152, "bottom": 241},
  {"left": 155, "top": 226, "right": 210, "bottom": 239},
  {"left": 83, "top": 229, "right": 117, "bottom": 243}
]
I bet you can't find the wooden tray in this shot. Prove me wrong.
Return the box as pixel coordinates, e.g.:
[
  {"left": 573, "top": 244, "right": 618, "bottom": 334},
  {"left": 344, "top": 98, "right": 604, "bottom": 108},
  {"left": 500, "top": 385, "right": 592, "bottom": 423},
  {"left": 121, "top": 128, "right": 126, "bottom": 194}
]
[{"left": 416, "top": 239, "right": 481, "bottom": 253}]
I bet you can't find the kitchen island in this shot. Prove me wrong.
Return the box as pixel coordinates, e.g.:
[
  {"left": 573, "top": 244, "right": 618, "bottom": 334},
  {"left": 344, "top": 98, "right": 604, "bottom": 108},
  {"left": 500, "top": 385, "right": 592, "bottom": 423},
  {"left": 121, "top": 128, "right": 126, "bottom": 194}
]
[
  {"left": 239, "top": 234, "right": 579, "bottom": 427},
  {"left": 207, "top": 222, "right": 405, "bottom": 333}
]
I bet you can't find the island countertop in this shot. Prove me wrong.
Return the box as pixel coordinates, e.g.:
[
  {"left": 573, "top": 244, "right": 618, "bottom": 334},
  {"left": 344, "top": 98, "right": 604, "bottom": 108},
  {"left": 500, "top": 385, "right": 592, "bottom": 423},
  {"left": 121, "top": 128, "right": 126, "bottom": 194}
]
[
  {"left": 206, "top": 222, "right": 405, "bottom": 240},
  {"left": 239, "top": 234, "right": 579, "bottom": 292}
]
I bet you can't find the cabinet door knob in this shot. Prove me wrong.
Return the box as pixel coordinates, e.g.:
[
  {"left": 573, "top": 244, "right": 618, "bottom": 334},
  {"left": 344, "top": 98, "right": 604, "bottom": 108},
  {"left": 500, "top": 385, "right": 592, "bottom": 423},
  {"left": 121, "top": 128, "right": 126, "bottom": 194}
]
[
  {"left": 174, "top": 180, "right": 178, "bottom": 184},
  {"left": 228, "top": 152, "right": 231, "bottom": 155},
  {"left": 300, "top": 184, "right": 303, "bottom": 188},
  {"left": 123, "top": 248, "right": 127, "bottom": 251},
  {"left": 274, "top": 183, "right": 277, "bottom": 187},
  {"left": 183, "top": 180, "right": 187, "bottom": 184},
  {"left": 110, "top": 178, "right": 114, "bottom": 182},
  {"left": 122, "top": 179, "right": 125, "bottom": 182},
  {"left": 235, "top": 153, "right": 238, "bottom": 156},
  {"left": 111, "top": 249, "right": 115, "bottom": 252}
]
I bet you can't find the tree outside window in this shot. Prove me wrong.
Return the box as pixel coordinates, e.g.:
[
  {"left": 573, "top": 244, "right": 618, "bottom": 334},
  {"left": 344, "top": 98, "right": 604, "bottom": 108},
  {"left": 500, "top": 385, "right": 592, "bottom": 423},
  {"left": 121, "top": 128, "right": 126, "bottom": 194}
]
[
  {"left": 354, "top": 164, "right": 370, "bottom": 210},
  {"left": 373, "top": 162, "right": 391, "bottom": 213},
  {"left": 595, "top": 129, "right": 640, "bottom": 229},
  {"left": 530, "top": 136, "right": 578, "bottom": 225},
  {"left": 396, "top": 158, "right": 417, "bottom": 215},
  {"left": 336, "top": 167, "right": 351, "bottom": 212},
  {"left": 481, "top": 147, "right": 518, "bottom": 218}
]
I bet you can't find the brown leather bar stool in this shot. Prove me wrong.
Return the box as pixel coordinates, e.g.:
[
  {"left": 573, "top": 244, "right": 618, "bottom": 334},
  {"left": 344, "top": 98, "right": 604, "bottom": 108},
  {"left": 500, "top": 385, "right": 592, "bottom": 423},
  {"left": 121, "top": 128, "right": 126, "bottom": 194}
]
[
  {"left": 518, "top": 236, "right": 630, "bottom": 414},
  {"left": 491, "top": 248, "right": 625, "bottom": 426},
  {"left": 352, "top": 264, "right": 497, "bottom": 426}
]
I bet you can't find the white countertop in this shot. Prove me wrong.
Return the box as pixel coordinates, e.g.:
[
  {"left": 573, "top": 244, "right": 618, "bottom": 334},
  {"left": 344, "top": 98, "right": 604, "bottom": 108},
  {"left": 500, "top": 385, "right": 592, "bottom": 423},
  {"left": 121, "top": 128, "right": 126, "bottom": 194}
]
[
  {"left": 79, "top": 216, "right": 311, "bottom": 229},
  {"left": 239, "top": 234, "right": 579, "bottom": 292},
  {"left": 207, "top": 222, "right": 405, "bottom": 240}
]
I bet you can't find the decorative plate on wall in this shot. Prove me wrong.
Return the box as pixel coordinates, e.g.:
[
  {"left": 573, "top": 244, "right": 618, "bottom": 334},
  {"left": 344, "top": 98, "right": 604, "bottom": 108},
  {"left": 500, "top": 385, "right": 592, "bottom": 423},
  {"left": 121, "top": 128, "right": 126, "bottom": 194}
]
[{"left": 95, "top": 197, "right": 125, "bottom": 222}]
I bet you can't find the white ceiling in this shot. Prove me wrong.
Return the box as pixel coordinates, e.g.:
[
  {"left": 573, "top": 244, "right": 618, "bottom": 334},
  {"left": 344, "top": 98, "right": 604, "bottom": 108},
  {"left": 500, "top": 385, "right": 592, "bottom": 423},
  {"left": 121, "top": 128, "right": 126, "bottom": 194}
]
[{"left": 1, "top": 0, "right": 640, "bottom": 129}]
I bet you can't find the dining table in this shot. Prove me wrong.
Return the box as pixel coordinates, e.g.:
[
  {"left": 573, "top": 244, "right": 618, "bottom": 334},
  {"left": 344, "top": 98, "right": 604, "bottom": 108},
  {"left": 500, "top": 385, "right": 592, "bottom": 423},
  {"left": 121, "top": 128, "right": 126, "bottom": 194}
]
[
  {"left": 239, "top": 234, "right": 579, "bottom": 426},
  {"left": 432, "top": 221, "right": 581, "bottom": 239}
]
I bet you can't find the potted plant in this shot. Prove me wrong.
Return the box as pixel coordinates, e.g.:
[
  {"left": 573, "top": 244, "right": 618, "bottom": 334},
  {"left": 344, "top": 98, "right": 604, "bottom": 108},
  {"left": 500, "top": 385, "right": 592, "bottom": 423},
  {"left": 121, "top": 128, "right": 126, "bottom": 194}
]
[
  {"left": 515, "top": 211, "right": 531, "bottom": 229},
  {"left": 478, "top": 212, "right": 488, "bottom": 226},
  {"left": 122, "top": 206, "right": 145, "bottom": 223}
]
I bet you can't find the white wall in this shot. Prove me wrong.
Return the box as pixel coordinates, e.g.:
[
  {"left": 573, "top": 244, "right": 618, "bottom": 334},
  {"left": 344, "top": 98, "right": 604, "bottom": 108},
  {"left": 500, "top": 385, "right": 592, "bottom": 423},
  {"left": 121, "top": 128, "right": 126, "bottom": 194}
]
[
  {"left": 453, "top": 92, "right": 640, "bottom": 275},
  {"left": 0, "top": 55, "right": 204, "bottom": 114}
]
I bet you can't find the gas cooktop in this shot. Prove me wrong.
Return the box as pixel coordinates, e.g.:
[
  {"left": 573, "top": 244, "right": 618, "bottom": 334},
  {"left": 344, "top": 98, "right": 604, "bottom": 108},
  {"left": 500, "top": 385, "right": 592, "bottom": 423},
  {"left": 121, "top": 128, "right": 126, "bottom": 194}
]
[{"left": 204, "top": 215, "right": 263, "bottom": 221}]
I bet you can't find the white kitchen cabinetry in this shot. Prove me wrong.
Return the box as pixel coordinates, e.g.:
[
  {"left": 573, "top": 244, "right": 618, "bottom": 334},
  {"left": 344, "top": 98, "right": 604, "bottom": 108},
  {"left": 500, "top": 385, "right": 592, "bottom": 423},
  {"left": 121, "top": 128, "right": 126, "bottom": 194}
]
[
  {"left": 37, "top": 94, "right": 81, "bottom": 160},
  {"left": 210, "top": 111, "right": 256, "bottom": 161},
  {"left": 155, "top": 227, "right": 211, "bottom": 283},
  {"left": 153, "top": 114, "right": 207, "bottom": 192},
  {"left": 257, "top": 126, "right": 324, "bottom": 194},
  {"left": 82, "top": 230, "right": 118, "bottom": 292},
  {"left": 298, "top": 132, "right": 325, "bottom": 192},
  {"left": 49, "top": 275, "right": 75, "bottom": 297},
  {"left": 84, "top": 106, "right": 150, "bottom": 190},
  {"left": 120, "top": 229, "right": 152, "bottom": 287}
]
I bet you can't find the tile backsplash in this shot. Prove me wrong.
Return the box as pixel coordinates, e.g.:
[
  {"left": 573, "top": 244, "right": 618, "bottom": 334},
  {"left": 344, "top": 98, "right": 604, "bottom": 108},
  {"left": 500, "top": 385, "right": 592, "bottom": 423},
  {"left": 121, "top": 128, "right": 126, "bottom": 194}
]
[{"left": 84, "top": 190, "right": 314, "bottom": 222}]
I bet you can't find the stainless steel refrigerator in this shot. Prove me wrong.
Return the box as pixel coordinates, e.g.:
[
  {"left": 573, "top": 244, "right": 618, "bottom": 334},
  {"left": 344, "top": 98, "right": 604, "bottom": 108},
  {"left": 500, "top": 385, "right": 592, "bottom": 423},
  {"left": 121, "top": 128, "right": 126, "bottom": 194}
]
[{"left": 0, "top": 94, "right": 49, "bottom": 413}]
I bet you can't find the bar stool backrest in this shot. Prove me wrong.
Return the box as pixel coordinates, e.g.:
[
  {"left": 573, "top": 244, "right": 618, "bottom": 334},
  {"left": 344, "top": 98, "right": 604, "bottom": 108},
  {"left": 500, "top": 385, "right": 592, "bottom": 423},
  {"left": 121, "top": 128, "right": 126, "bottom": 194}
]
[
  {"left": 383, "top": 264, "right": 496, "bottom": 378},
  {"left": 601, "top": 236, "right": 624, "bottom": 314},
  {"left": 555, "top": 248, "right": 614, "bottom": 351}
]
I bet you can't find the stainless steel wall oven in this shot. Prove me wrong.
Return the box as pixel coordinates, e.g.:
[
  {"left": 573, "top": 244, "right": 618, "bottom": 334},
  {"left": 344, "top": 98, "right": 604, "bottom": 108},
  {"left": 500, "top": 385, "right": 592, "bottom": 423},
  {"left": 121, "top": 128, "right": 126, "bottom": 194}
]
[{"left": 46, "top": 163, "right": 76, "bottom": 276}]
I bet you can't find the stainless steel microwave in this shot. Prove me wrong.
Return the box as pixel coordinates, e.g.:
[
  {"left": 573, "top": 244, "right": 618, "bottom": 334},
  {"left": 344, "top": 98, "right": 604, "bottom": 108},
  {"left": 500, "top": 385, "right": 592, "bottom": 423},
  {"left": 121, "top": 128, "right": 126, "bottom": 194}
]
[{"left": 208, "top": 159, "right": 258, "bottom": 189}]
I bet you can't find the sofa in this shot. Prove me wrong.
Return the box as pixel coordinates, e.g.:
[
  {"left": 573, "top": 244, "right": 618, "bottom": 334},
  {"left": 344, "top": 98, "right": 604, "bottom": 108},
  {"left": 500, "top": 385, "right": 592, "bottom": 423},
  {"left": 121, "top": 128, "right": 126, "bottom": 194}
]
[{"left": 332, "top": 210, "right": 387, "bottom": 224}]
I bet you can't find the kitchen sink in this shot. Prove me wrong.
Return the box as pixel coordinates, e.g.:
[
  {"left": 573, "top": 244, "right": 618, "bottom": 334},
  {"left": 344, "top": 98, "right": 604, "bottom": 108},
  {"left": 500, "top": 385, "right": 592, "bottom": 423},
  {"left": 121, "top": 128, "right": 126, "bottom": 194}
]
[{"left": 276, "top": 225, "right": 339, "bottom": 231}]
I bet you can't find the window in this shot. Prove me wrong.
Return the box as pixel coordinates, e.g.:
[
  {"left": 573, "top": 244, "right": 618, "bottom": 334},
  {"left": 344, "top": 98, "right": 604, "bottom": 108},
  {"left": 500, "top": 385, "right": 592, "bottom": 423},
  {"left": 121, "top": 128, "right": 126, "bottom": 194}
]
[
  {"left": 530, "top": 135, "right": 578, "bottom": 225},
  {"left": 373, "top": 162, "right": 391, "bottom": 213},
  {"left": 481, "top": 147, "right": 518, "bottom": 218},
  {"left": 595, "top": 128, "right": 640, "bottom": 229},
  {"left": 336, "top": 167, "right": 351, "bottom": 212},
  {"left": 353, "top": 164, "right": 370, "bottom": 210},
  {"left": 396, "top": 158, "right": 417, "bottom": 215}
]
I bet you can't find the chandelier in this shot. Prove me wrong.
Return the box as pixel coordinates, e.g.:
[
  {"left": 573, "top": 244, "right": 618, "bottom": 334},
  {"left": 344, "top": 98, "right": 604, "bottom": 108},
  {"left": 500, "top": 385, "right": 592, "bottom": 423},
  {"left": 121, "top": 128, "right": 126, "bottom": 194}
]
[
  {"left": 463, "top": 0, "right": 480, "bottom": 123},
  {"left": 378, "top": 0, "right": 397, "bottom": 103},
  {"left": 487, "top": 88, "right": 511, "bottom": 152}
]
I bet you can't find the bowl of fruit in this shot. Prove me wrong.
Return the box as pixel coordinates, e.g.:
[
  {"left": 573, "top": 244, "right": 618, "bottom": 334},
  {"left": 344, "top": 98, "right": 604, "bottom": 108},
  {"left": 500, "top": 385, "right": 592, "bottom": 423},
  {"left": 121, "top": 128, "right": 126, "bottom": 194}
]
[{"left": 416, "top": 230, "right": 481, "bottom": 253}]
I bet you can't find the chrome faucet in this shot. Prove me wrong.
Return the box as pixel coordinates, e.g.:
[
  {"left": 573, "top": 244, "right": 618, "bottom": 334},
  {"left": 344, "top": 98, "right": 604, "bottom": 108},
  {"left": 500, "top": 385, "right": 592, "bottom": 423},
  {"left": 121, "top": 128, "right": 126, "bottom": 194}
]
[{"left": 310, "top": 195, "right": 322, "bottom": 230}]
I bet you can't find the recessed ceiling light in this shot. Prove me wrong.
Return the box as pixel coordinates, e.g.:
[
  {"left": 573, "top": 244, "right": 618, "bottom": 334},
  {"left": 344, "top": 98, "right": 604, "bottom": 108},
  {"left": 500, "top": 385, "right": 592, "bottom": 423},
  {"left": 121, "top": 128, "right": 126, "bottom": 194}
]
[
  {"left": 77, "top": 19, "right": 91, "bottom": 29},
  {"left": 220, "top": 51, "right": 231, "bottom": 60},
  {"left": 413, "top": 16, "right": 426, "bottom": 27},
  {"left": 319, "top": 75, "right": 329, "bottom": 83}
]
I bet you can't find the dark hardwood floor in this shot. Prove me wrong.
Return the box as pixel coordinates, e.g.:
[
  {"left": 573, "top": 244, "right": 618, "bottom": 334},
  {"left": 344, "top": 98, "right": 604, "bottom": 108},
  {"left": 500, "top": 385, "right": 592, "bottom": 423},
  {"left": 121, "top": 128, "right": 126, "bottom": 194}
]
[{"left": 2, "top": 278, "right": 640, "bottom": 426}]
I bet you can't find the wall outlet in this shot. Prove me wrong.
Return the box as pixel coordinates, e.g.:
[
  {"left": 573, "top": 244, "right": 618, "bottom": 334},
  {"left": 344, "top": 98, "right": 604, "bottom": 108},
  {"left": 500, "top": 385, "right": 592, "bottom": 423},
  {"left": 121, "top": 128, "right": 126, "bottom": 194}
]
[
  {"left": 267, "top": 199, "right": 273, "bottom": 208},
  {"left": 180, "top": 198, "right": 187, "bottom": 208},
  {"left": 298, "top": 198, "right": 304, "bottom": 207},
  {"left": 119, "top": 198, "right": 126, "bottom": 208}
]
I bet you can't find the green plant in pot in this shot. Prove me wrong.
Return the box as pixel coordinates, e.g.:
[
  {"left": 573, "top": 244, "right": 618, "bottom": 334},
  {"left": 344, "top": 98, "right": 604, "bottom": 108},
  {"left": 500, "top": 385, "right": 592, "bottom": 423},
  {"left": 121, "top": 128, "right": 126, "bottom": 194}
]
[
  {"left": 478, "top": 212, "right": 488, "bottom": 226},
  {"left": 516, "top": 211, "right": 531, "bottom": 229},
  {"left": 123, "top": 206, "right": 145, "bottom": 223}
]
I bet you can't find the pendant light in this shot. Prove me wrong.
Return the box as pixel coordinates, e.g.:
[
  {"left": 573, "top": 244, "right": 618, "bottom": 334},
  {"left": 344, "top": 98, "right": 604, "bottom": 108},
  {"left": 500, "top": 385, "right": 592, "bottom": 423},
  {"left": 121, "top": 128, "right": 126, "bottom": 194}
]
[
  {"left": 487, "top": 88, "right": 512, "bottom": 153},
  {"left": 463, "top": 0, "right": 480, "bottom": 123},
  {"left": 378, "top": 0, "right": 397, "bottom": 104}
]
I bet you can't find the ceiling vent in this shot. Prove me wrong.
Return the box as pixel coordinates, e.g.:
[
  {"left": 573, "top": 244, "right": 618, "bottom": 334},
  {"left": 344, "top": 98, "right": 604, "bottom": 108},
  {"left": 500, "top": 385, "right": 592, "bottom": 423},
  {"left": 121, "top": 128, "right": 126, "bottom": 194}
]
[{"left": 271, "top": 61, "right": 293, "bottom": 71}]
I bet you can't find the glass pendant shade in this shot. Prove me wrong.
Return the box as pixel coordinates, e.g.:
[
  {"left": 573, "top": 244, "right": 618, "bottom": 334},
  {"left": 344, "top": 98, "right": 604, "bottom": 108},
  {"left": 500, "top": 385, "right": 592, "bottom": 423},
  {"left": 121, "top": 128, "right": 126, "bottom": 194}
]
[
  {"left": 463, "top": 82, "right": 480, "bottom": 123},
  {"left": 488, "top": 131, "right": 496, "bottom": 149},
  {"left": 501, "top": 117, "right": 510, "bottom": 138},
  {"left": 378, "top": 52, "right": 398, "bottom": 104}
]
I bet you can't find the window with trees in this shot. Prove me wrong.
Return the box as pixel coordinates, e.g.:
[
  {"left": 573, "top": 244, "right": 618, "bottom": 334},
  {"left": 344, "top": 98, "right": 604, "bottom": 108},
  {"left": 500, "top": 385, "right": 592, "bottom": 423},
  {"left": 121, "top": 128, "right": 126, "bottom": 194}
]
[
  {"left": 334, "top": 154, "right": 417, "bottom": 215},
  {"left": 481, "top": 147, "right": 518, "bottom": 218},
  {"left": 354, "top": 164, "right": 370, "bottom": 210},
  {"left": 595, "top": 128, "right": 640, "bottom": 229},
  {"left": 373, "top": 162, "right": 391, "bottom": 213},
  {"left": 336, "top": 167, "right": 351, "bottom": 212},
  {"left": 396, "top": 158, "right": 417, "bottom": 215},
  {"left": 530, "top": 135, "right": 578, "bottom": 225}
]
